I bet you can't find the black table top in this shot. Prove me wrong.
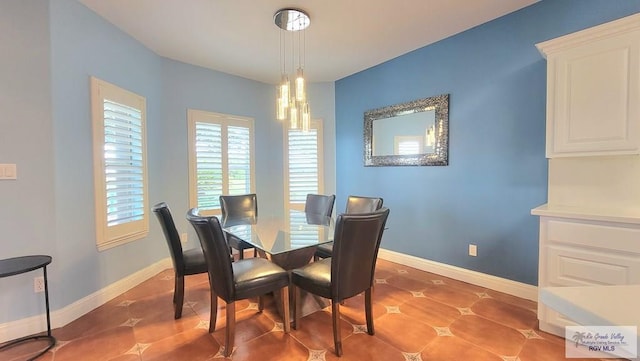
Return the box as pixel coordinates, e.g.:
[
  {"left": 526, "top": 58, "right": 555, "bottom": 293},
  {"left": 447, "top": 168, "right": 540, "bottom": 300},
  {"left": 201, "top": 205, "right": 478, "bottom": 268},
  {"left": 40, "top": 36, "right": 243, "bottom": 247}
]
[{"left": 0, "top": 255, "right": 52, "bottom": 278}]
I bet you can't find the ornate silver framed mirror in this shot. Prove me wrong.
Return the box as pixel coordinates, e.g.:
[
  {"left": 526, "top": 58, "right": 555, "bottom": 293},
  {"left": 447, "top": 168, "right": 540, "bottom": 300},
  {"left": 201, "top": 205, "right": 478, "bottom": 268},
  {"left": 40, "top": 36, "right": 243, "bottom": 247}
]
[{"left": 364, "top": 94, "right": 449, "bottom": 166}]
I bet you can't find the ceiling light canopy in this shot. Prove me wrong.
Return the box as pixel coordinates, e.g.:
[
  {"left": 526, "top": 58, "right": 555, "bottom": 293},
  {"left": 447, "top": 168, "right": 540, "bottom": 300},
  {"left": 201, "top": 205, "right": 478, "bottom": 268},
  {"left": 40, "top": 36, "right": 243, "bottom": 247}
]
[
  {"left": 274, "top": 8, "right": 310, "bottom": 31},
  {"left": 275, "top": 8, "right": 311, "bottom": 132}
]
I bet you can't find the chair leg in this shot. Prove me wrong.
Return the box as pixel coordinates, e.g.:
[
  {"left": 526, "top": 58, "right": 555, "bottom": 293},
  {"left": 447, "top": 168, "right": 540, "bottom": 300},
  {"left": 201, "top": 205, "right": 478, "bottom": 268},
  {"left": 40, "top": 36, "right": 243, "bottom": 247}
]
[
  {"left": 292, "top": 286, "right": 300, "bottom": 330},
  {"left": 224, "top": 302, "right": 236, "bottom": 357},
  {"left": 174, "top": 274, "right": 184, "bottom": 319},
  {"left": 258, "top": 296, "right": 264, "bottom": 312},
  {"left": 365, "top": 288, "right": 374, "bottom": 335},
  {"left": 209, "top": 290, "right": 219, "bottom": 333},
  {"left": 332, "top": 301, "right": 343, "bottom": 356},
  {"left": 253, "top": 248, "right": 257, "bottom": 257},
  {"left": 238, "top": 246, "right": 244, "bottom": 260},
  {"left": 281, "top": 286, "right": 291, "bottom": 333}
]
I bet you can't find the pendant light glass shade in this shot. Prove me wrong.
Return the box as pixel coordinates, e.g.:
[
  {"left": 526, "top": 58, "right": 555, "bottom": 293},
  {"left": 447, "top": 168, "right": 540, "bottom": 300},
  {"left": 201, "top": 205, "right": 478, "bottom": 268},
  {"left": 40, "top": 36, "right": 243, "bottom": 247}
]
[
  {"left": 301, "top": 102, "right": 310, "bottom": 132},
  {"left": 277, "top": 96, "right": 287, "bottom": 120},
  {"left": 295, "top": 68, "right": 306, "bottom": 102},
  {"left": 289, "top": 103, "right": 299, "bottom": 129},
  {"left": 279, "top": 75, "right": 290, "bottom": 107}
]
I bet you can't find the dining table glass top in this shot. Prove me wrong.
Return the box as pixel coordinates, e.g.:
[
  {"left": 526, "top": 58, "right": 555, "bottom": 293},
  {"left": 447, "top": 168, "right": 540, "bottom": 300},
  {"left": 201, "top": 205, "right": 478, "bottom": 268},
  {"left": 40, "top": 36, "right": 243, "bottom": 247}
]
[{"left": 221, "top": 210, "right": 334, "bottom": 255}]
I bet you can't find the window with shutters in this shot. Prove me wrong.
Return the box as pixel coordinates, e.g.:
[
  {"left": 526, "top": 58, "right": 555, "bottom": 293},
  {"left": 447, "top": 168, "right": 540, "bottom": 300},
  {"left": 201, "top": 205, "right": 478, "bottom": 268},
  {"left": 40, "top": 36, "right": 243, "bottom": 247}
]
[
  {"left": 91, "top": 77, "right": 149, "bottom": 251},
  {"left": 187, "top": 109, "right": 255, "bottom": 215},
  {"left": 284, "top": 120, "right": 324, "bottom": 212}
]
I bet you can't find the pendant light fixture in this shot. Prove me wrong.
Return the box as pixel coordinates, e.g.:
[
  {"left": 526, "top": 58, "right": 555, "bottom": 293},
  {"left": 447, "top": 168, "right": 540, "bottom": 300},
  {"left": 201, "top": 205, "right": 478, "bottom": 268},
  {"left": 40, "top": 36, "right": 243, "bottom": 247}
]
[{"left": 274, "top": 8, "right": 311, "bottom": 132}]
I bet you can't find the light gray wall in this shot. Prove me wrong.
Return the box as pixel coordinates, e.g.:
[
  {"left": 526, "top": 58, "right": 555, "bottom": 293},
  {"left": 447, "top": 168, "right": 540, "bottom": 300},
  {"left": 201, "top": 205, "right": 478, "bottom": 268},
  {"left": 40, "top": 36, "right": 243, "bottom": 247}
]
[
  {"left": 0, "top": 0, "right": 335, "bottom": 325},
  {"left": 49, "top": 0, "right": 165, "bottom": 309},
  {"left": 0, "top": 0, "right": 56, "bottom": 319}
]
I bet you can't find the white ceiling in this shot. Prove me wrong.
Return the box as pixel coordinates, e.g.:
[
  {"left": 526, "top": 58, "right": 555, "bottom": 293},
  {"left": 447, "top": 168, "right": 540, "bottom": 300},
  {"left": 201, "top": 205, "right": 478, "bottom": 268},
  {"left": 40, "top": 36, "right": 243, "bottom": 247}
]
[{"left": 78, "top": 0, "right": 538, "bottom": 84}]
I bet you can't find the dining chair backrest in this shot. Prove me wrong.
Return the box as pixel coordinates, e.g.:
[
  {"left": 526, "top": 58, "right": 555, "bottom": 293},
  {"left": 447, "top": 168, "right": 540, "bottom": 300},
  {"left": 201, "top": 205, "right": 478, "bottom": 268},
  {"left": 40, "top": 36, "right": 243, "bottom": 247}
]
[
  {"left": 152, "top": 202, "right": 185, "bottom": 271},
  {"left": 330, "top": 207, "right": 390, "bottom": 300},
  {"left": 186, "top": 208, "right": 236, "bottom": 303},
  {"left": 345, "top": 195, "right": 383, "bottom": 214},
  {"left": 304, "top": 194, "right": 336, "bottom": 217},
  {"left": 220, "top": 194, "right": 258, "bottom": 219}
]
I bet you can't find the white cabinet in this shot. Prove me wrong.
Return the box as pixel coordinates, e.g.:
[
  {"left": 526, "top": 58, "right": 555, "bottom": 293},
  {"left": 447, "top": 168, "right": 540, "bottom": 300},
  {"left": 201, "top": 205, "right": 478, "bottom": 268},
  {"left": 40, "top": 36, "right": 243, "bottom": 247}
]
[
  {"left": 534, "top": 13, "right": 640, "bottom": 340},
  {"left": 532, "top": 204, "right": 640, "bottom": 337},
  {"left": 537, "top": 14, "right": 640, "bottom": 158}
]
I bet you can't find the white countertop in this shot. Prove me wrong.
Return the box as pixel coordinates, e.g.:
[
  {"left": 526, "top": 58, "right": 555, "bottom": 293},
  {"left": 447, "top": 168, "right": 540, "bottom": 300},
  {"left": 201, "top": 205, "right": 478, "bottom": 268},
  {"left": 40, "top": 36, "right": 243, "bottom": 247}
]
[
  {"left": 540, "top": 285, "right": 640, "bottom": 328},
  {"left": 531, "top": 203, "right": 640, "bottom": 225},
  {"left": 540, "top": 285, "right": 640, "bottom": 357}
]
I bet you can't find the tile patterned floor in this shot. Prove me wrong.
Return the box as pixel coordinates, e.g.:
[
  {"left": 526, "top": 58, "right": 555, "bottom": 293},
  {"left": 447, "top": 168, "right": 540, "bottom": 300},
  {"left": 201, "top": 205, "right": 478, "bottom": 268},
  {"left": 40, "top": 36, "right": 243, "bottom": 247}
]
[{"left": 1, "top": 259, "right": 624, "bottom": 360}]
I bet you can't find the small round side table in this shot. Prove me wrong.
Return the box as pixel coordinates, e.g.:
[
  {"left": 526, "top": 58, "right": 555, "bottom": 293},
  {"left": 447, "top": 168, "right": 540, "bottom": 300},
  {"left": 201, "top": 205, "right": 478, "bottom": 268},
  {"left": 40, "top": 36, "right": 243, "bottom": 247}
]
[{"left": 0, "top": 255, "right": 56, "bottom": 360}]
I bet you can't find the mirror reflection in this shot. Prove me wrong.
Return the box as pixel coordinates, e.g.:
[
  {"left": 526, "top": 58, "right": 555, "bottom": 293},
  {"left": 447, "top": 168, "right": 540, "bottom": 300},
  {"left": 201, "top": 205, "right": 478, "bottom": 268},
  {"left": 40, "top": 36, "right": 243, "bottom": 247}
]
[
  {"left": 372, "top": 109, "right": 436, "bottom": 156},
  {"left": 364, "top": 94, "right": 449, "bottom": 166}
]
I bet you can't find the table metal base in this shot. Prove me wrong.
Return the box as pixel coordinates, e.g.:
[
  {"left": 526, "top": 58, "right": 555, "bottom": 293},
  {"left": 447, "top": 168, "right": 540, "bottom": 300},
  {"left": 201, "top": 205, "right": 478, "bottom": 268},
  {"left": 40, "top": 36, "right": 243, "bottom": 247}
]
[
  {"left": 0, "top": 334, "right": 56, "bottom": 361},
  {"left": 0, "top": 255, "right": 56, "bottom": 361}
]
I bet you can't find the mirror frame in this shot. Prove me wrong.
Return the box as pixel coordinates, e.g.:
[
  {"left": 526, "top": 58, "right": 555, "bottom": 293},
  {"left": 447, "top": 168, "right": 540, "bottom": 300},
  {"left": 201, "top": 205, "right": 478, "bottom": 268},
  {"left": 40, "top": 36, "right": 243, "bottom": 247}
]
[{"left": 364, "top": 93, "right": 449, "bottom": 166}]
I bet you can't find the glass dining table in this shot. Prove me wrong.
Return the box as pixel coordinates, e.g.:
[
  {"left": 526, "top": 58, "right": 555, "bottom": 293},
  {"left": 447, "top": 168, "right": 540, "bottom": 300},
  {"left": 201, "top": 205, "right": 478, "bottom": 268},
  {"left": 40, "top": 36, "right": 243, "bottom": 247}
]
[
  {"left": 221, "top": 210, "right": 334, "bottom": 317},
  {"left": 221, "top": 210, "right": 334, "bottom": 270}
]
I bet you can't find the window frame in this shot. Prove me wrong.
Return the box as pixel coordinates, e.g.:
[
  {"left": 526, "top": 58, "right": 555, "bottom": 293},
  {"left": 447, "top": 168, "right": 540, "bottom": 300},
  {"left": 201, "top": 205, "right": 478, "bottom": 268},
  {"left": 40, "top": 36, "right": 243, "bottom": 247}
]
[
  {"left": 283, "top": 119, "right": 324, "bottom": 212},
  {"left": 187, "top": 109, "right": 256, "bottom": 216},
  {"left": 91, "top": 76, "right": 149, "bottom": 251}
]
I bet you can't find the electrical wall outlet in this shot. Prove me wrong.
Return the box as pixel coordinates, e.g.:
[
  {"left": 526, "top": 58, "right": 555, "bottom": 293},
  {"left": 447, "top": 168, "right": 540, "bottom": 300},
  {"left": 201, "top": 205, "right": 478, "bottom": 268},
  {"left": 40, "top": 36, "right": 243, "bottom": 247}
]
[
  {"left": 180, "top": 232, "right": 188, "bottom": 244},
  {"left": 34, "top": 276, "right": 45, "bottom": 293},
  {"left": 468, "top": 244, "right": 478, "bottom": 257}
]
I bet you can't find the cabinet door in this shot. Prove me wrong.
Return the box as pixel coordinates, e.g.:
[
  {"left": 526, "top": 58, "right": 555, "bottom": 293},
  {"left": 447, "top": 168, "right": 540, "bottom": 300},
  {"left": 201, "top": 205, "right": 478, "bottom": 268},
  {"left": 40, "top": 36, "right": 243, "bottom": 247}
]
[{"left": 546, "top": 29, "right": 640, "bottom": 157}]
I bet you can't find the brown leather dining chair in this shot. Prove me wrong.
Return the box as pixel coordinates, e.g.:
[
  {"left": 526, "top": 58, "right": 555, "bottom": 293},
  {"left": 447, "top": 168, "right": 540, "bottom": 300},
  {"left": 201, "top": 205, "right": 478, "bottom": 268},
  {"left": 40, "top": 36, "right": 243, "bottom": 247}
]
[
  {"left": 291, "top": 208, "right": 390, "bottom": 356},
  {"left": 219, "top": 194, "right": 258, "bottom": 260},
  {"left": 186, "top": 208, "right": 291, "bottom": 357},
  {"left": 314, "top": 195, "right": 383, "bottom": 260},
  {"left": 152, "top": 202, "right": 208, "bottom": 319}
]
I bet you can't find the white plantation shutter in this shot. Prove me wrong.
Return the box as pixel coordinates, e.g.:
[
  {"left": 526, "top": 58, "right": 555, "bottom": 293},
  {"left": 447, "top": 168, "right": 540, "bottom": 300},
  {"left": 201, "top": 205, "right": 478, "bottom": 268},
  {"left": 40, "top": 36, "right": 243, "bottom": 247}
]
[
  {"left": 91, "top": 77, "right": 149, "bottom": 250},
  {"left": 288, "top": 128, "right": 319, "bottom": 203},
  {"left": 188, "top": 110, "right": 255, "bottom": 214},
  {"left": 227, "top": 126, "right": 251, "bottom": 195},
  {"left": 286, "top": 121, "right": 325, "bottom": 245},
  {"left": 194, "top": 122, "right": 223, "bottom": 210},
  {"left": 103, "top": 100, "right": 145, "bottom": 226},
  {"left": 285, "top": 120, "right": 323, "bottom": 211}
]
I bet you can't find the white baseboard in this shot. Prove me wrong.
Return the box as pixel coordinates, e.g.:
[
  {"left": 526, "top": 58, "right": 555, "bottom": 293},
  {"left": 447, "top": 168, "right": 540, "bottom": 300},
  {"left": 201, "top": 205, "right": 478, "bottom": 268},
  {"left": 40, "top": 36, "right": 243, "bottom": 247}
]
[
  {"left": 378, "top": 248, "right": 538, "bottom": 301},
  {"left": 0, "top": 257, "right": 172, "bottom": 343}
]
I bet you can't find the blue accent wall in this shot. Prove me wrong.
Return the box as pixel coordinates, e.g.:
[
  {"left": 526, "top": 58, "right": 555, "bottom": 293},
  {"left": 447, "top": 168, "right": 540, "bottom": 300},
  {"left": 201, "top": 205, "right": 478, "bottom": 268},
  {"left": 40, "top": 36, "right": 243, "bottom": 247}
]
[{"left": 335, "top": 0, "right": 640, "bottom": 285}]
